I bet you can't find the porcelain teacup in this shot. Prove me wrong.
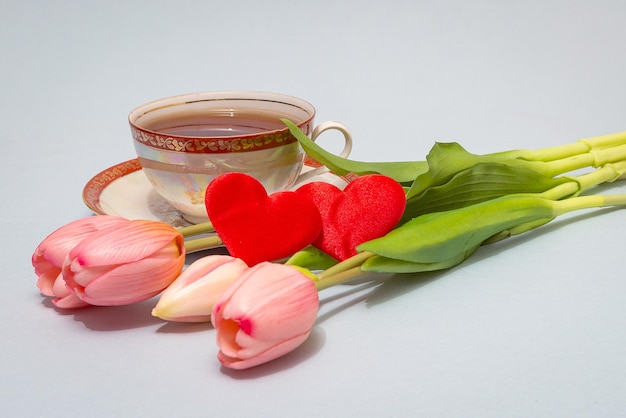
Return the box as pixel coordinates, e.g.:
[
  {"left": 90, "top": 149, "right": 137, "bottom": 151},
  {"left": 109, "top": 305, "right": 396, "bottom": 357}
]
[{"left": 129, "top": 91, "right": 352, "bottom": 223}]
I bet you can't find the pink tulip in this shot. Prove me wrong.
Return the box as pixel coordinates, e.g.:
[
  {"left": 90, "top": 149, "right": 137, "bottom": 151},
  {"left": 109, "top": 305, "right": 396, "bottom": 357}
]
[
  {"left": 152, "top": 255, "right": 249, "bottom": 322},
  {"left": 32, "top": 215, "right": 130, "bottom": 309},
  {"left": 62, "top": 219, "right": 186, "bottom": 306},
  {"left": 211, "top": 262, "right": 319, "bottom": 370}
]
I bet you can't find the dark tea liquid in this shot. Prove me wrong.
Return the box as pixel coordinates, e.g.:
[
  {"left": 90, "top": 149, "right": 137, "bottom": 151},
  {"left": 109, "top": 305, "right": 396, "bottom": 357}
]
[{"left": 141, "top": 110, "right": 288, "bottom": 137}]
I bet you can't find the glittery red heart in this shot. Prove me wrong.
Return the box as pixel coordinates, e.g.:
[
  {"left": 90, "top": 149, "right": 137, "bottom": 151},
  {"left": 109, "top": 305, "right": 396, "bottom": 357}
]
[
  {"left": 296, "top": 174, "right": 406, "bottom": 261},
  {"left": 205, "top": 173, "right": 322, "bottom": 266}
]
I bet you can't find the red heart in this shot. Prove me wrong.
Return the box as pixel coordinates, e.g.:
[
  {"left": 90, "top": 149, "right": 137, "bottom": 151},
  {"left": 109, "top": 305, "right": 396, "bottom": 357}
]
[
  {"left": 205, "top": 173, "right": 322, "bottom": 266},
  {"left": 296, "top": 174, "right": 406, "bottom": 261}
]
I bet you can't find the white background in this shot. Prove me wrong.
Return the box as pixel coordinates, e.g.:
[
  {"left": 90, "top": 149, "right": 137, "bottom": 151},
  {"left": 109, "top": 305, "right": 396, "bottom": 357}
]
[{"left": 2, "top": 1, "right": 626, "bottom": 417}]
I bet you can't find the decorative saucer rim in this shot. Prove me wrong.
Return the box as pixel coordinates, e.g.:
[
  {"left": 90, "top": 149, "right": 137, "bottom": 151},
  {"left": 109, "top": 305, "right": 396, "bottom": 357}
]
[{"left": 82, "top": 158, "right": 352, "bottom": 226}]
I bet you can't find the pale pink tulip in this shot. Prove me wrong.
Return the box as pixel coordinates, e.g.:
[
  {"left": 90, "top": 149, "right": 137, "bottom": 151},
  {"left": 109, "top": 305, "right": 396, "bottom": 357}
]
[
  {"left": 152, "top": 255, "right": 249, "bottom": 322},
  {"left": 32, "top": 215, "right": 130, "bottom": 308},
  {"left": 211, "top": 262, "right": 319, "bottom": 370},
  {"left": 63, "top": 219, "right": 185, "bottom": 306}
]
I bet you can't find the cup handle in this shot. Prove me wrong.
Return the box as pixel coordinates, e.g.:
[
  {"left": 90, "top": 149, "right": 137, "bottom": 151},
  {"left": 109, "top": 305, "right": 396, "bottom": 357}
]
[{"left": 294, "top": 121, "right": 353, "bottom": 185}]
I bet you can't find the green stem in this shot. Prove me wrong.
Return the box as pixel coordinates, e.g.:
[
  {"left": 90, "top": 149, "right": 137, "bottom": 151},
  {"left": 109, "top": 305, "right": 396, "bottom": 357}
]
[
  {"left": 184, "top": 236, "right": 223, "bottom": 253},
  {"left": 469, "top": 141, "right": 626, "bottom": 191},
  {"left": 312, "top": 251, "right": 376, "bottom": 291},
  {"left": 317, "top": 251, "right": 374, "bottom": 281},
  {"left": 490, "top": 161, "right": 626, "bottom": 241},
  {"left": 315, "top": 267, "right": 367, "bottom": 291},
  {"left": 552, "top": 193, "right": 626, "bottom": 216},
  {"left": 178, "top": 221, "right": 215, "bottom": 237},
  {"left": 540, "top": 153, "right": 595, "bottom": 176},
  {"left": 511, "top": 131, "right": 626, "bottom": 162},
  {"left": 580, "top": 130, "right": 626, "bottom": 150},
  {"left": 518, "top": 141, "right": 590, "bottom": 162},
  {"left": 539, "top": 161, "right": 626, "bottom": 201},
  {"left": 576, "top": 161, "right": 626, "bottom": 190},
  {"left": 591, "top": 144, "right": 626, "bottom": 166},
  {"left": 485, "top": 132, "right": 626, "bottom": 182},
  {"left": 536, "top": 144, "right": 626, "bottom": 178}
]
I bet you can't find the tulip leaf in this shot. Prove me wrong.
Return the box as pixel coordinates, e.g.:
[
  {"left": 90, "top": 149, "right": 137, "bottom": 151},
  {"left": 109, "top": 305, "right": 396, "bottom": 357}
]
[
  {"left": 285, "top": 245, "right": 338, "bottom": 271},
  {"left": 401, "top": 162, "right": 576, "bottom": 223},
  {"left": 405, "top": 142, "right": 554, "bottom": 199},
  {"left": 358, "top": 194, "right": 557, "bottom": 264},
  {"left": 482, "top": 217, "right": 555, "bottom": 245},
  {"left": 282, "top": 118, "right": 427, "bottom": 184},
  {"left": 361, "top": 246, "right": 479, "bottom": 273}
]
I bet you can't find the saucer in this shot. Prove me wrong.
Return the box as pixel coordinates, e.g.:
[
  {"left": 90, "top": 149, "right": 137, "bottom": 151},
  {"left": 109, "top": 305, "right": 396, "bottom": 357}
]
[{"left": 83, "top": 158, "right": 352, "bottom": 227}]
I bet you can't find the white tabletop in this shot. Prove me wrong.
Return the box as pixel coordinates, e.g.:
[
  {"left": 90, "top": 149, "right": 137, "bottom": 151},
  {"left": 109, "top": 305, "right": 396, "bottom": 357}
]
[{"left": 3, "top": 1, "right": 626, "bottom": 417}]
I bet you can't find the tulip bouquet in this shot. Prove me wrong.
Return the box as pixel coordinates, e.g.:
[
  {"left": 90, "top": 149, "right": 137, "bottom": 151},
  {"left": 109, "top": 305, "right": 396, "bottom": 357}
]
[{"left": 32, "top": 122, "right": 626, "bottom": 371}]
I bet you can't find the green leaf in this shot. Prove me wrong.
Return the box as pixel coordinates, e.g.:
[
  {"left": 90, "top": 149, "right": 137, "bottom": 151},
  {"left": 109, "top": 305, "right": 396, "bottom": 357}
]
[
  {"left": 361, "top": 246, "right": 478, "bottom": 273},
  {"left": 282, "top": 118, "right": 427, "bottom": 184},
  {"left": 401, "top": 162, "right": 576, "bottom": 223},
  {"left": 405, "top": 142, "right": 555, "bottom": 199},
  {"left": 482, "top": 217, "right": 555, "bottom": 245},
  {"left": 285, "top": 245, "right": 338, "bottom": 270},
  {"left": 358, "top": 194, "right": 557, "bottom": 264}
]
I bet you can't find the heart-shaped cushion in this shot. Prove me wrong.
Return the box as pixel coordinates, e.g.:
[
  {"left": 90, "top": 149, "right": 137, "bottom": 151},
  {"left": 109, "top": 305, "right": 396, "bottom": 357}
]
[
  {"left": 296, "top": 174, "right": 406, "bottom": 261},
  {"left": 205, "top": 173, "right": 323, "bottom": 266}
]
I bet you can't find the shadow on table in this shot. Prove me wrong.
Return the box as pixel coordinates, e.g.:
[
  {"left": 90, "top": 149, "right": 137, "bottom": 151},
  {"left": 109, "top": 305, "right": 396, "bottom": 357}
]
[{"left": 54, "top": 298, "right": 165, "bottom": 331}]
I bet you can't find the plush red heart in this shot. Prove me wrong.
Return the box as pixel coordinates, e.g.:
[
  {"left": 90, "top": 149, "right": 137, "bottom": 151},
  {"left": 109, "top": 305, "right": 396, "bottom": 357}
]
[
  {"left": 296, "top": 174, "right": 406, "bottom": 261},
  {"left": 205, "top": 173, "right": 322, "bottom": 266}
]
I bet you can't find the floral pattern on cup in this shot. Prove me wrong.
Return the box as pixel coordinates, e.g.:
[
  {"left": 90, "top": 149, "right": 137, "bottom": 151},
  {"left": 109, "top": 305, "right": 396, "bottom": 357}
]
[{"left": 131, "top": 123, "right": 313, "bottom": 154}]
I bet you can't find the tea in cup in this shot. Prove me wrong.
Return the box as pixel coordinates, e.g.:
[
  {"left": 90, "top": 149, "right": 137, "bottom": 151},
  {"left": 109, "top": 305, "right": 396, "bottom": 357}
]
[{"left": 128, "top": 91, "right": 352, "bottom": 223}]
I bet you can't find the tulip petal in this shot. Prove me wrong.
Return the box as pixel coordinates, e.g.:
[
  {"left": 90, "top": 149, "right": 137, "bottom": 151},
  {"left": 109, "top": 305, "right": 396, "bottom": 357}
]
[
  {"left": 32, "top": 216, "right": 128, "bottom": 297},
  {"left": 51, "top": 274, "right": 71, "bottom": 296},
  {"left": 153, "top": 256, "right": 248, "bottom": 322},
  {"left": 216, "top": 319, "right": 244, "bottom": 358},
  {"left": 218, "top": 331, "right": 312, "bottom": 370},
  {"left": 233, "top": 327, "right": 280, "bottom": 358},
  {"left": 32, "top": 216, "right": 128, "bottom": 268},
  {"left": 211, "top": 262, "right": 319, "bottom": 370},
  {"left": 69, "top": 220, "right": 184, "bottom": 267},
  {"left": 36, "top": 267, "right": 61, "bottom": 296},
  {"left": 164, "top": 255, "right": 246, "bottom": 293},
  {"left": 75, "top": 251, "right": 185, "bottom": 305},
  {"left": 58, "top": 219, "right": 185, "bottom": 306},
  {"left": 52, "top": 293, "right": 91, "bottom": 309},
  {"left": 222, "top": 264, "right": 319, "bottom": 340}
]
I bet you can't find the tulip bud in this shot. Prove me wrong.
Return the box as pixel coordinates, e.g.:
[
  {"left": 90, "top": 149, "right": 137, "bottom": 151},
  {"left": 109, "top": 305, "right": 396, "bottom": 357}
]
[
  {"left": 32, "top": 216, "right": 130, "bottom": 308},
  {"left": 211, "top": 262, "right": 319, "bottom": 370},
  {"left": 63, "top": 219, "right": 185, "bottom": 306},
  {"left": 152, "top": 255, "right": 249, "bottom": 322}
]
